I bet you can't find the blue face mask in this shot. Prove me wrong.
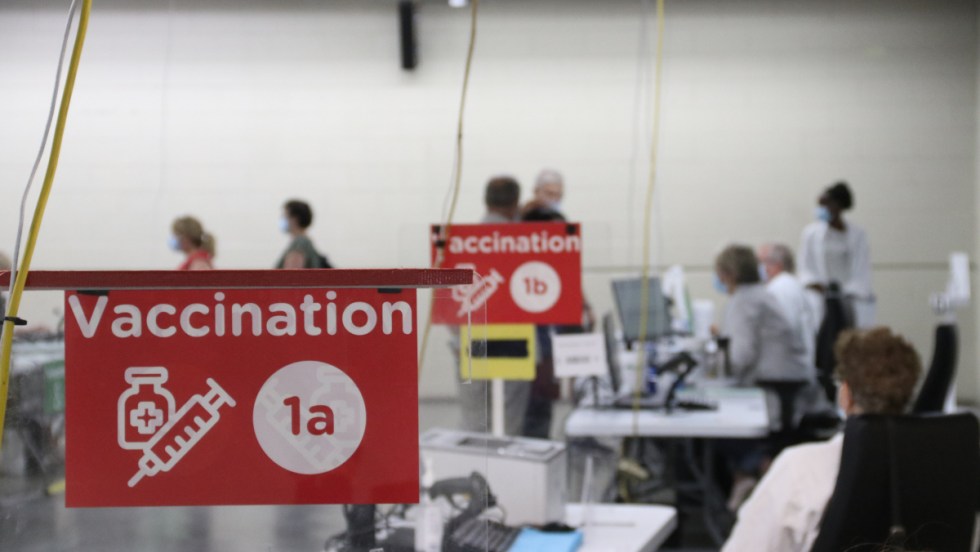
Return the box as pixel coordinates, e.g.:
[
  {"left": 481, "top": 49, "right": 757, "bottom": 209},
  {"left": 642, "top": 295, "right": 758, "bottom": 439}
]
[
  {"left": 168, "top": 235, "right": 181, "bottom": 252},
  {"left": 815, "top": 205, "right": 831, "bottom": 222},
  {"left": 758, "top": 263, "right": 769, "bottom": 282},
  {"left": 548, "top": 200, "right": 562, "bottom": 212},
  {"left": 712, "top": 273, "right": 728, "bottom": 295},
  {"left": 279, "top": 216, "right": 290, "bottom": 234}
]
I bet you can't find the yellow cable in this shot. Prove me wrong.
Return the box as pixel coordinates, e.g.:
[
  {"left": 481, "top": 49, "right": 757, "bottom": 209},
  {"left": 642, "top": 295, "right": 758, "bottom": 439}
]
[
  {"left": 46, "top": 478, "right": 67, "bottom": 496},
  {"left": 632, "top": 0, "right": 665, "bottom": 437},
  {"left": 419, "top": 0, "right": 480, "bottom": 373},
  {"left": 0, "top": 0, "right": 92, "bottom": 452}
]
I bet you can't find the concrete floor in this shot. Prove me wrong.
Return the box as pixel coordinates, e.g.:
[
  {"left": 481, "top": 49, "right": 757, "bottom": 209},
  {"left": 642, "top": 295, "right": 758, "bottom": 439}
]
[{"left": 0, "top": 399, "right": 713, "bottom": 551}]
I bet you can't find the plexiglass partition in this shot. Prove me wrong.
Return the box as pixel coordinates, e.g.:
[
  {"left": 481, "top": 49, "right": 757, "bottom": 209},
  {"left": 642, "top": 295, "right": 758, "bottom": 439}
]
[{"left": 1, "top": 269, "right": 515, "bottom": 552}]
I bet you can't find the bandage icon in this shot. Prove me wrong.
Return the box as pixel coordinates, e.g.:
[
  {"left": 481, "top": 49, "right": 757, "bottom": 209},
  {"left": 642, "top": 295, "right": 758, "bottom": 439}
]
[
  {"left": 452, "top": 264, "right": 505, "bottom": 316},
  {"left": 127, "top": 377, "right": 236, "bottom": 487}
]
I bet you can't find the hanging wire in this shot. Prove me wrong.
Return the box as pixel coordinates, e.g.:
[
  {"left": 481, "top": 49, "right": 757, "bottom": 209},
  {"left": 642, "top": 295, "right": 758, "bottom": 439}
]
[
  {"left": 6, "top": 0, "right": 81, "bottom": 303},
  {"left": 0, "top": 0, "right": 93, "bottom": 451},
  {"left": 419, "top": 0, "right": 480, "bottom": 372},
  {"left": 632, "top": 0, "right": 666, "bottom": 436}
]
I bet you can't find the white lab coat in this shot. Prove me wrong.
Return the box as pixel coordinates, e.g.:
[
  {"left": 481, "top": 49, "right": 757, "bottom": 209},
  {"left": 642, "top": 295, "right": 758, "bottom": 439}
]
[
  {"left": 722, "top": 433, "right": 844, "bottom": 552},
  {"left": 766, "top": 272, "right": 817, "bottom": 370},
  {"left": 798, "top": 220, "right": 875, "bottom": 327}
]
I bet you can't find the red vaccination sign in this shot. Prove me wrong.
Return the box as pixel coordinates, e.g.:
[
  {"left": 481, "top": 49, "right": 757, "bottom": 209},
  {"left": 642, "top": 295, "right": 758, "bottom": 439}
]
[
  {"left": 64, "top": 287, "right": 419, "bottom": 507},
  {"left": 431, "top": 222, "right": 583, "bottom": 325}
]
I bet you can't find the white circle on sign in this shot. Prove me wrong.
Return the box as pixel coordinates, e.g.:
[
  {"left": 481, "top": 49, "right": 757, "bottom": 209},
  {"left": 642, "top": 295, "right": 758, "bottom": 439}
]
[
  {"left": 252, "top": 360, "right": 367, "bottom": 475},
  {"left": 509, "top": 261, "right": 562, "bottom": 313}
]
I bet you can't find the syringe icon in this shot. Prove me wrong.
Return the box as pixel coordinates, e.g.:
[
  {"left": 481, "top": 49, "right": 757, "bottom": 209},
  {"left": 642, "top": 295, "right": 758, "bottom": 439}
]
[
  {"left": 453, "top": 268, "right": 504, "bottom": 317},
  {"left": 127, "top": 378, "right": 236, "bottom": 488}
]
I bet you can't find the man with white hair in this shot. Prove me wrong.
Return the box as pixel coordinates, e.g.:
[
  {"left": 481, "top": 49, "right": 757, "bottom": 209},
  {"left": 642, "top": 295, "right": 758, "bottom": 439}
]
[
  {"left": 533, "top": 169, "right": 564, "bottom": 211},
  {"left": 758, "top": 243, "right": 817, "bottom": 365}
]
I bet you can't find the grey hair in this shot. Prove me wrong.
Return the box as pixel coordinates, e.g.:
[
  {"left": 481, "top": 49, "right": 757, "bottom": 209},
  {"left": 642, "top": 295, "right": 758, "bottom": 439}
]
[
  {"left": 534, "top": 169, "right": 564, "bottom": 190},
  {"left": 715, "top": 244, "right": 761, "bottom": 285},
  {"left": 764, "top": 243, "right": 796, "bottom": 273}
]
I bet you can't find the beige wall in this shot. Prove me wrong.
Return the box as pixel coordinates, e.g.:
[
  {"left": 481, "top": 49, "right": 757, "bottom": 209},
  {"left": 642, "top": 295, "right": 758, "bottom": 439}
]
[{"left": 0, "top": 0, "right": 976, "bottom": 402}]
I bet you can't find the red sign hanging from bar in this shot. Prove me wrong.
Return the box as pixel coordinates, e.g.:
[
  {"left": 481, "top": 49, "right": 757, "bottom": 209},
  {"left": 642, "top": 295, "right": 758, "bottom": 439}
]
[
  {"left": 64, "top": 287, "right": 419, "bottom": 507},
  {"left": 431, "top": 222, "right": 583, "bottom": 325}
]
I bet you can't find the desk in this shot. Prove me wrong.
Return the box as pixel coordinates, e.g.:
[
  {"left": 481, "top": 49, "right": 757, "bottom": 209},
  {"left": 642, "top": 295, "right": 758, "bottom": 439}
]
[
  {"left": 565, "top": 386, "right": 769, "bottom": 439},
  {"left": 564, "top": 386, "right": 769, "bottom": 547},
  {"left": 566, "top": 503, "right": 677, "bottom": 552},
  {"left": 380, "top": 503, "right": 677, "bottom": 552}
]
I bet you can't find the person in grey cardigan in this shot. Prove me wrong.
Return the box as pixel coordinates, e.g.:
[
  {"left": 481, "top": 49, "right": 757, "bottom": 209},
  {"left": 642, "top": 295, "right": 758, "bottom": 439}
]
[
  {"left": 715, "top": 244, "right": 812, "bottom": 387},
  {"left": 714, "top": 244, "right": 824, "bottom": 510}
]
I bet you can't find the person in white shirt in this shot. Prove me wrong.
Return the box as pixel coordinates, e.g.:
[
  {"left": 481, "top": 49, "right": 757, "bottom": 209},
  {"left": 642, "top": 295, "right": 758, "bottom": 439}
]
[
  {"left": 722, "top": 326, "right": 922, "bottom": 552},
  {"left": 798, "top": 181, "right": 875, "bottom": 327},
  {"left": 758, "top": 243, "right": 818, "bottom": 367}
]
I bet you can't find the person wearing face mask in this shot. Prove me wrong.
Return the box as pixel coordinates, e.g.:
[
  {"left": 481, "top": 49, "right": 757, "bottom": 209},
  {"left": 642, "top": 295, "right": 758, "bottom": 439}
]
[
  {"left": 532, "top": 168, "right": 564, "bottom": 212},
  {"left": 526, "top": 168, "right": 595, "bottom": 330},
  {"left": 757, "top": 243, "right": 818, "bottom": 368},
  {"left": 714, "top": 245, "right": 816, "bottom": 511},
  {"left": 276, "top": 199, "right": 331, "bottom": 269},
  {"left": 722, "top": 327, "right": 921, "bottom": 552},
  {"left": 170, "top": 216, "right": 215, "bottom": 270},
  {"left": 798, "top": 181, "right": 874, "bottom": 328},
  {"left": 715, "top": 244, "right": 812, "bottom": 392}
]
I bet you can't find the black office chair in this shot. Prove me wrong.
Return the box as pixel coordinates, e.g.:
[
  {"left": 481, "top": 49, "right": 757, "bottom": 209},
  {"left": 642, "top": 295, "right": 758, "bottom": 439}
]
[
  {"left": 811, "top": 413, "right": 980, "bottom": 552},
  {"left": 756, "top": 379, "right": 840, "bottom": 454},
  {"left": 755, "top": 379, "right": 808, "bottom": 436},
  {"left": 912, "top": 324, "right": 957, "bottom": 414}
]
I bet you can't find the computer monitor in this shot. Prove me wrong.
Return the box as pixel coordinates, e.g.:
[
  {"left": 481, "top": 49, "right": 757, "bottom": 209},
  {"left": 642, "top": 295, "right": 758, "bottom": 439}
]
[
  {"left": 612, "top": 277, "right": 671, "bottom": 344},
  {"left": 602, "top": 312, "right": 622, "bottom": 395}
]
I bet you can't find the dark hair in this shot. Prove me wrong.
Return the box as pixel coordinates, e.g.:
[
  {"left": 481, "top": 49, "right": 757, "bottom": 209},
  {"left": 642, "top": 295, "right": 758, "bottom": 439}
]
[
  {"left": 715, "top": 244, "right": 761, "bottom": 284},
  {"left": 834, "top": 327, "right": 921, "bottom": 415},
  {"left": 522, "top": 203, "right": 566, "bottom": 222},
  {"left": 485, "top": 176, "right": 520, "bottom": 209},
  {"left": 825, "top": 181, "right": 854, "bottom": 210},
  {"left": 284, "top": 199, "right": 313, "bottom": 229}
]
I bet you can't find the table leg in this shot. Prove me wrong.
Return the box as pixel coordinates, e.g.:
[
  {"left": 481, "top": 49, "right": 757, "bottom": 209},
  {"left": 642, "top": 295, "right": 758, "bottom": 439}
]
[{"left": 686, "top": 438, "right": 733, "bottom": 546}]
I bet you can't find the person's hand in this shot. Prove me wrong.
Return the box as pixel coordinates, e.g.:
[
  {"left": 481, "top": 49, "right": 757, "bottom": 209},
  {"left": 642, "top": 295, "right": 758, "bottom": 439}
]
[
  {"left": 582, "top": 303, "right": 595, "bottom": 331},
  {"left": 710, "top": 324, "right": 719, "bottom": 337},
  {"left": 806, "top": 283, "right": 825, "bottom": 294}
]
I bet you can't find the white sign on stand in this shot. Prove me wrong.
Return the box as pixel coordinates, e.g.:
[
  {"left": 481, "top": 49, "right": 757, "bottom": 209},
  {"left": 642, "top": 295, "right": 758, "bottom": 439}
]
[{"left": 553, "top": 333, "right": 607, "bottom": 378}]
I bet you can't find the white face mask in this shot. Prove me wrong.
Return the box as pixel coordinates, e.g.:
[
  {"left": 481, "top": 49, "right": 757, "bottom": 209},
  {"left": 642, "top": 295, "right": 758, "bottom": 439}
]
[{"left": 279, "top": 217, "right": 290, "bottom": 234}]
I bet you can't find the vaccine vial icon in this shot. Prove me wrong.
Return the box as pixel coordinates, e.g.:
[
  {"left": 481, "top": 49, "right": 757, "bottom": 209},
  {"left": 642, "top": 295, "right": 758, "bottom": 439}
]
[{"left": 118, "top": 367, "right": 176, "bottom": 450}]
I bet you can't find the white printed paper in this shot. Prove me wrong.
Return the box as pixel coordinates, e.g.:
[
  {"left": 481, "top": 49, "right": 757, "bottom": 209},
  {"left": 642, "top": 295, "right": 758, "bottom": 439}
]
[{"left": 553, "top": 333, "right": 607, "bottom": 378}]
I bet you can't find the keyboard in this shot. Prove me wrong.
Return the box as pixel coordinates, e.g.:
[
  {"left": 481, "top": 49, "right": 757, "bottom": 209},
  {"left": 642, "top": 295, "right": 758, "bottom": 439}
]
[
  {"left": 610, "top": 395, "right": 718, "bottom": 411},
  {"left": 447, "top": 517, "right": 522, "bottom": 552},
  {"left": 675, "top": 397, "right": 718, "bottom": 411},
  {"left": 612, "top": 395, "right": 665, "bottom": 409}
]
